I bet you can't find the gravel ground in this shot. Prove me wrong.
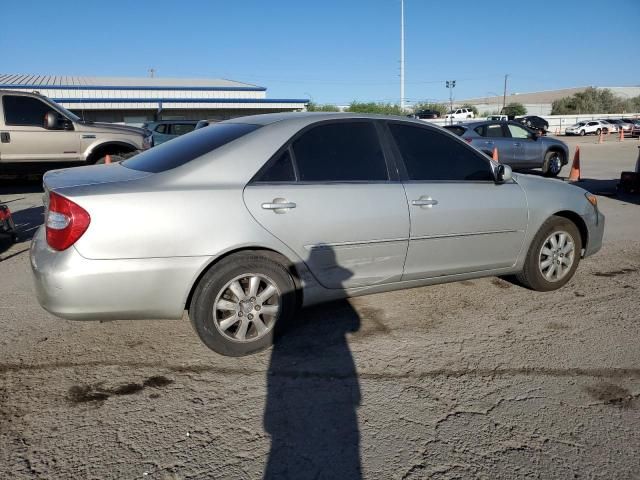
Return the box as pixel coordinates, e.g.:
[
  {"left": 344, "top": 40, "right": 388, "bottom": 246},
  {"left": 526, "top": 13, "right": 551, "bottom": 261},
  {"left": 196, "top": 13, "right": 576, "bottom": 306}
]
[{"left": 1, "top": 138, "right": 639, "bottom": 479}]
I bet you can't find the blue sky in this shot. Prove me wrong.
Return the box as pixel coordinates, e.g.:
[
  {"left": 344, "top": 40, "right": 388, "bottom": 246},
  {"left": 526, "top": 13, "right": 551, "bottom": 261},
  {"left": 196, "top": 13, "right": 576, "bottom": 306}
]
[{"left": 2, "top": 0, "right": 639, "bottom": 105}]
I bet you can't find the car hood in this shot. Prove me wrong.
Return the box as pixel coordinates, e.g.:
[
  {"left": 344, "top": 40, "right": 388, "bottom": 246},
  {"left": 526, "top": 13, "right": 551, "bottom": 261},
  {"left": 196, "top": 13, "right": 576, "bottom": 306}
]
[{"left": 78, "top": 122, "right": 146, "bottom": 136}]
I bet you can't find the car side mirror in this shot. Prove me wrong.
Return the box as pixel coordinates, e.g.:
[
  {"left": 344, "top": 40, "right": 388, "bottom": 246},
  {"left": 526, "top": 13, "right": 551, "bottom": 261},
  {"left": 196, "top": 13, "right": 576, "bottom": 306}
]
[
  {"left": 496, "top": 164, "right": 513, "bottom": 183},
  {"left": 44, "top": 111, "right": 59, "bottom": 130}
]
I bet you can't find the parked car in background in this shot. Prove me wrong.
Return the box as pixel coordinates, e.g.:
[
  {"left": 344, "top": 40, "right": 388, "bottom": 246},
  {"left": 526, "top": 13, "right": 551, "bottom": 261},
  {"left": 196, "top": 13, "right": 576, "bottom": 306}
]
[
  {"left": 142, "top": 120, "right": 199, "bottom": 146},
  {"left": 604, "top": 119, "right": 632, "bottom": 135},
  {"left": 444, "top": 107, "right": 475, "bottom": 120},
  {"left": 487, "top": 115, "right": 509, "bottom": 121},
  {"left": 408, "top": 109, "right": 440, "bottom": 119},
  {"left": 443, "top": 120, "right": 569, "bottom": 176},
  {"left": 0, "top": 90, "right": 151, "bottom": 166},
  {"left": 598, "top": 119, "right": 619, "bottom": 134},
  {"left": 31, "top": 113, "right": 603, "bottom": 356},
  {"left": 618, "top": 118, "right": 636, "bottom": 135},
  {"left": 630, "top": 119, "right": 640, "bottom": 138},
  {"left": 515, "top": 115, "right": 549, "bottom": 134},
  {"left": 565, "top": 120, "right": 606, "bottom": 136}
]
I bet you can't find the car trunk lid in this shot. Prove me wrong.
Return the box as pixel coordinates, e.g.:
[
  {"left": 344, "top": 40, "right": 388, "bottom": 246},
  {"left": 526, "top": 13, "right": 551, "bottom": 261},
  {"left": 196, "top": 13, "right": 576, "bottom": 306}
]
[{"left": 43, "top": 163, "right": 152, "bottom": 192}]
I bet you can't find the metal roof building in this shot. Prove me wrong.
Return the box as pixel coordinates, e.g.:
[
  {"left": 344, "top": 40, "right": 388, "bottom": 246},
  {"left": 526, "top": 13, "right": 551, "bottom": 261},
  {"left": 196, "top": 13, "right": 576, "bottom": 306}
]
[{"left": 0, "top": 74, "right": 309, "bottom": 124}]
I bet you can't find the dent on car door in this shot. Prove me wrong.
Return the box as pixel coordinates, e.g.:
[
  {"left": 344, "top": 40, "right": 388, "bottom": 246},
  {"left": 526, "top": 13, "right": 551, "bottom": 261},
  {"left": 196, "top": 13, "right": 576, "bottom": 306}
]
[
  {"left": 386, "top": 123, "right": 528, "bottom": 280},
  {"left": 243, "top": 121, "right": 410, "bottom": 289}
]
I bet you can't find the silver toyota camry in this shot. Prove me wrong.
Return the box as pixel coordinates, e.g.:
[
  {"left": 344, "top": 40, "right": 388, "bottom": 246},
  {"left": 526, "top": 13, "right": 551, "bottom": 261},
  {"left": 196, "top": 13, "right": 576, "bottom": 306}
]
[{"left": 31, "top": 113, "right": 604, "bottom": 356}]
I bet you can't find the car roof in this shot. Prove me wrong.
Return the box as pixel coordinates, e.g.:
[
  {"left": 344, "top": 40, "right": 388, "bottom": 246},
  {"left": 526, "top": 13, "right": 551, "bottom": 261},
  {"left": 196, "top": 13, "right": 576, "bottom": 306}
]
[{"left": 224, "top": 111, "right": 435, "bottom": 128}]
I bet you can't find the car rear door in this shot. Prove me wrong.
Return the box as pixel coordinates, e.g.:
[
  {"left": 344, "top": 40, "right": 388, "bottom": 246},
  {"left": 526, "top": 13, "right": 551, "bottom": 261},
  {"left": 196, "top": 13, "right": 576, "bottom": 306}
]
[
  {"left": 385, "top": 122, "right": 528, "bottom": 280},
  {"left": 243, "top": 120, "right": 410, "bottom": 289},
  {"left": 472, "top": 124, "right": 514, "bottom": 161}
]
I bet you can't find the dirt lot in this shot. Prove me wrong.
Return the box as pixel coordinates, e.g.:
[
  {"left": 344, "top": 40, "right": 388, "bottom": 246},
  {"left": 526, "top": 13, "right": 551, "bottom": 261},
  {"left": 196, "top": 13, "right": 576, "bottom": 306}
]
[{"left": 1, "top": 137, "right": 639, "bottom": 479}]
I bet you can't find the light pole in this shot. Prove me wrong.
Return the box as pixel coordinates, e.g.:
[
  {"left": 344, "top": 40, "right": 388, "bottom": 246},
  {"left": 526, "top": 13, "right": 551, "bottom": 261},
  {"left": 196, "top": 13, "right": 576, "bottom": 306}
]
[
  {"left": 446, "top": 80, "right": 456, "bottom": 124},
  {"left": 400, "top": 0, "right": 405, "bottom": 112}
]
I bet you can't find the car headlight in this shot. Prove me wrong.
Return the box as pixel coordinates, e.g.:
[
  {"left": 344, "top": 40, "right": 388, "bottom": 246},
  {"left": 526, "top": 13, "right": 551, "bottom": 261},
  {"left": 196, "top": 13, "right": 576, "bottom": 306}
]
[{"left": 143, "top": 134, "right": 153, "bottom": 149}]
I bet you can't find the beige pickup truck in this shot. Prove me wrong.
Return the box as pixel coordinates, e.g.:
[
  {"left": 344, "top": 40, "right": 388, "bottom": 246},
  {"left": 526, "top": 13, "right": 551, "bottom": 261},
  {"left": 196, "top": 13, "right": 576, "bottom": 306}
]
[{"left": 0, "top": 90, "right": 151, "bottom": 166}]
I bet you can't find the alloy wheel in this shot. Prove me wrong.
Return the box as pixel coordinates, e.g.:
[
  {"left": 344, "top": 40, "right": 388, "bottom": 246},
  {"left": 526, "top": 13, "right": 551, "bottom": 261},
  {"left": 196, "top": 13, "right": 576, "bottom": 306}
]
[
  {"left": 538, "top": 231, "right": 575, "bottom": 282},
  {"left": 213, "top": 273, "right": 280, "bottom": 342}
]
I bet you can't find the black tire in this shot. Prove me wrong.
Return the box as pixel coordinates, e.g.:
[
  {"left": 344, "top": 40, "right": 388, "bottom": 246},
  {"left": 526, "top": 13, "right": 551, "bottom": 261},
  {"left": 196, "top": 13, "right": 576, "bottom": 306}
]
[
  {"left": 516, "top": 216, "right": 582, "bottom": 292},
  {"left": 595, "top": 128, "right": 601, "bottom": 136},
  {"left": 579, "top": 130, "right": 586, "bottom": 136},
  {"left": 189, "top": 252, "right": 297, "bottom": 356},
  {"left": 542, "top": 150, "right": 564, "bottom": 177}
]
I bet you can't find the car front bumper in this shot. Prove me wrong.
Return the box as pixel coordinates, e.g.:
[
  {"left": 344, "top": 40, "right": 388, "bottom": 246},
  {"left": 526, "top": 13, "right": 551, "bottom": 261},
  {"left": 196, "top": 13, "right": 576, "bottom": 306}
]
[
  {"left": 30, "top": 227, "right": 208, "bottom": 321},
  {"left": 582, "top": 208, "right": 605, "bottom": 257}
]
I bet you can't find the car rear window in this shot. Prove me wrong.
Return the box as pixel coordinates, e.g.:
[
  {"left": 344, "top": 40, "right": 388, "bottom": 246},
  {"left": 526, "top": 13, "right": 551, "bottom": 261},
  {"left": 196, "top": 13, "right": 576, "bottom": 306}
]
[
  {"left": 123, "top": 123, "right": 259, "bottom": 173},
  {"left": 443, "top": 126, "right": 466, "bottom": 136}
]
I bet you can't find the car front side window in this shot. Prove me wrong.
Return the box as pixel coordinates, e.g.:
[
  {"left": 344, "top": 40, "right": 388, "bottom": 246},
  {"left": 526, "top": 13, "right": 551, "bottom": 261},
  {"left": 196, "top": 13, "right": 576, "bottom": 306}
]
[
  {"left": 507, "top": 124, "right": 530, "bottom": 139},
  {"left": 2, "top": 95, "right": 53, "bottom": 127},
  {"left": 388, "top": 123, "right": 494, "bottom": 182}
]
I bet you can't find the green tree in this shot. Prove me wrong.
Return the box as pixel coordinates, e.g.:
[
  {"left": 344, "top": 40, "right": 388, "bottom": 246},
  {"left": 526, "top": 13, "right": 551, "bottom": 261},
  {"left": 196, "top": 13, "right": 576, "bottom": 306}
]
[
  {"left": 306, "top": 101, "right": 340, "bottom": 112},
  {"left": 502, "top": 102, "right": 527, "bottom": 116},
  {"left": 461, "top": 104, "right": 479, "bottom": 116},
  {"left": 551, "top": 87, "right": 627, "bottom": 115},
  {"left": 411, "top": 102, "right": 448, "bottom": 117},
  {"left": 346, "top": 101, "right": 404, "bottom": 116}
]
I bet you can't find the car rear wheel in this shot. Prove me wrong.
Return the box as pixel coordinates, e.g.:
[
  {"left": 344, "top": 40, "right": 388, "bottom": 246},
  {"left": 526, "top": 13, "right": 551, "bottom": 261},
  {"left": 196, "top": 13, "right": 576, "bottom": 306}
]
[
  {"left": 542, "top": 151, "right": 564, "bottom": 177},
  {"left": 189, "top": 253, "right": 297, "bottom": 356},
  {"left": 516, "top": 216, "right": 581, "bottom": 291}
]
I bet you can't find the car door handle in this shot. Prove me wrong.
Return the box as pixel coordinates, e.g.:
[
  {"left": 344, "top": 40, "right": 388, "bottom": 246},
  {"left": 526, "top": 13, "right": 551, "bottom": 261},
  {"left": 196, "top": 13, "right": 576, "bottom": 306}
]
[
  {"left": 411, "top": 198, "right": 438, "bottom": 207},
  {"left": 261, "top": 199, "right": 296, "bottom": 213},
  {"left": 485, "top": 140, "right": 494, "bottom": 144},
  {"left": 514, "top": 142, "right": 522, "bottom": 147}
]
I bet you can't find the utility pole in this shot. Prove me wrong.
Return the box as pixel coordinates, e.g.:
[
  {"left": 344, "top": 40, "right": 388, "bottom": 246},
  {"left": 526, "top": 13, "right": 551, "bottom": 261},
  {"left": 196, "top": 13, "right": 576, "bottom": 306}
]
[
  {"left": 400, "top": 0, "right": 405, "bottom": 112},
  {"left": 502, "top": 74, "right": 509, "bottom": 112},
  {"left": 148, "top": 68, "right": 156, "bottom": 78},
  {"left": 446, "top": 80, "right": 456, "bottom": 125}
]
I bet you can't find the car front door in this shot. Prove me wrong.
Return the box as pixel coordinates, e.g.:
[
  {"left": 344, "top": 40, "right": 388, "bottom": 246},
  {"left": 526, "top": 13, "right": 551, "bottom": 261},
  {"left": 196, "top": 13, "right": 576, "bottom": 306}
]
[
  {"left": 507, "top": 123, "right": 542, "bottom": 167},
  {"left": 0, "top": 94, "right": 80, "bottom": 162},
  {"left": 385, "top": 122, "right": 528, "bottom": 280},
  {"left": 243, "top": 120, "right": 410, "bottom": 289}
]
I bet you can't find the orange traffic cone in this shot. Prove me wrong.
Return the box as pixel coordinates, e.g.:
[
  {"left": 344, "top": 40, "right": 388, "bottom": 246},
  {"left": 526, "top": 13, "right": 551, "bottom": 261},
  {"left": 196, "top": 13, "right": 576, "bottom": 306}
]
[
  {"left": 104, "top": 154, "right": 112, "bottom": 164},
  {"left": 619, "top": 129, "right": 624, "bottom": 142},
  {"left": 598, "top": 130, "right": 604, "bottom": 144},
  {"left": 492, "top": 147, "right": 499, "bottom": 162},
  {"left": 568, "top": 146, "right": 581, "bottom": 182}
]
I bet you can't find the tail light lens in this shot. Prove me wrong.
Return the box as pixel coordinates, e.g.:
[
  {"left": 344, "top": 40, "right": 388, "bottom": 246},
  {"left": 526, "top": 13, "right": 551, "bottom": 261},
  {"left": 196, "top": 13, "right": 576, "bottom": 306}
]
[
  {"left": 463, "top": 137, "right": 473, "bottom": 143},
  {"left": 46, "top": 192, "right": 91, "bottom": 251}
]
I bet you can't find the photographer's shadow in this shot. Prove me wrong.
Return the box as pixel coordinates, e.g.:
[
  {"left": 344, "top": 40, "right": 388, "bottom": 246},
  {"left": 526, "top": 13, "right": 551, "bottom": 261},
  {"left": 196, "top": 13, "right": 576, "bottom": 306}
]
[{"left": 264, "top": 246, "right": 362, "bottom": 479}]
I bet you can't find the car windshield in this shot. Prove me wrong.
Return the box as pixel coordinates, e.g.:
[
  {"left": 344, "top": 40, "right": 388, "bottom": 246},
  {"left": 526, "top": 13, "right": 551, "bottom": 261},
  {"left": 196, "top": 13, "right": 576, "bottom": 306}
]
[
  {"left": 42, "top": 97, "right": 81, "bottom": 122},
  {"left": 576, "top": 122, "right": 586, "bottom": 126},
  {"left": 123, "top": 122, "right": 260, "bottom": 173}
]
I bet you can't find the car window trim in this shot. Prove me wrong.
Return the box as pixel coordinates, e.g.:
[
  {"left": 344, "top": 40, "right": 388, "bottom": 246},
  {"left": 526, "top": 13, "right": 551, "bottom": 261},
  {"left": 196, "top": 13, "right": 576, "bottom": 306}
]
[
  {"left": 249, "top": 118, "right": 397, "bottom": 185},
  {"left": 381, "top": 120, "right": 497, "bottom": 184}
]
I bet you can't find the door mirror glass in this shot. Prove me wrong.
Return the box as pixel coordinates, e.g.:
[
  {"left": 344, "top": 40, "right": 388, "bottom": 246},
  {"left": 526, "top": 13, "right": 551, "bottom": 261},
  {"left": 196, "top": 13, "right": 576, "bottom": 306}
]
[
  {"left": 44, "top": 111, "right": 59, "bottom": 129},
  {"left": 495, "top": 164, "right": 513, "bottom": 183}
]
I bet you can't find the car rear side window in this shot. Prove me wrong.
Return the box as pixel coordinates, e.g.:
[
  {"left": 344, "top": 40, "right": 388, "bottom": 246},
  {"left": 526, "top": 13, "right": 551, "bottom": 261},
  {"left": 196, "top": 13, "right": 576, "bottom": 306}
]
[
  {"left": 444, "top": 126, "right": 466, "bottom": 136},
  {"left": 2, "top": 95, "right": 53, "bottom": 127},
  {"left": 172, "top": 123, "right": 196, "bottom": 135},
  {"left": 123, "top": 123, "right": 260, "bottom": 173},
  {"left": 388, "top": 124, "right": 494, "bottom": 182},
  {"left": 292, "top": 122, "right": 388, "bottom": 182},
  {"left": 255, "top": 149, "right": 296, "bottom": 183}
]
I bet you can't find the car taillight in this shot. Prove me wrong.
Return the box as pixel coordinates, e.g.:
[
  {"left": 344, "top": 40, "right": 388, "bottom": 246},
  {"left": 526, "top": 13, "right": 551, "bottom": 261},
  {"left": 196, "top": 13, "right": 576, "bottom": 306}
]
[
  {"left": 463, "top": 137, "right": 473, "bottom": 143},
  {"left": 46, "top": 192, "right": 91, "bottom": 251}
]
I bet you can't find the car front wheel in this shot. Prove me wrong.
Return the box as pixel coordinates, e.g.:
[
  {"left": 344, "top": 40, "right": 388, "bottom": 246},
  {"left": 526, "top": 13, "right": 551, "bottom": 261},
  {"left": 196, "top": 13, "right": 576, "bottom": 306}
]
[
  {"left": 580, "top": 130, "right": 586, "bottom": 136},
  {"left": 543, "top": 151, "right": 564, "bottom": 177},
  {"left": 516, "top": 216, "right": 582, "bottom": 291},
  {"left": 189, "top": 253, "right": 297, "bottom": 356}
]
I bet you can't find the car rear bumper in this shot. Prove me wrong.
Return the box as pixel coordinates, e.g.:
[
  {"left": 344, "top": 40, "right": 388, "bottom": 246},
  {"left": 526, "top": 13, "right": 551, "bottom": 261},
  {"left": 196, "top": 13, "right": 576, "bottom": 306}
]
[
  {"left": 583, "top": 209, "right": 605, "bottom": 257},
  {"left": 30, "top": 227, "right": 208, "bottom": 320}
]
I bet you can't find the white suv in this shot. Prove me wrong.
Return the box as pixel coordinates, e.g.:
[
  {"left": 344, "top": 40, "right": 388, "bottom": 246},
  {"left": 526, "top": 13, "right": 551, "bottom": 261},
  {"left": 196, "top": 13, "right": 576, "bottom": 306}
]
[
  {"left": 444, "top": 107, "right": 475, "bottom": 120},
  {"left": 565, "top": 120, "right": 606, "bottom": 136}
]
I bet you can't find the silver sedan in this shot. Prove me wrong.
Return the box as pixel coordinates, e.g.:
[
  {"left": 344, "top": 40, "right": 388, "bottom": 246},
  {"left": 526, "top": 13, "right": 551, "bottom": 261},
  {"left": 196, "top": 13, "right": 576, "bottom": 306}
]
[{"left": 31, "top": 113, "right": 604, "bottom": 356}]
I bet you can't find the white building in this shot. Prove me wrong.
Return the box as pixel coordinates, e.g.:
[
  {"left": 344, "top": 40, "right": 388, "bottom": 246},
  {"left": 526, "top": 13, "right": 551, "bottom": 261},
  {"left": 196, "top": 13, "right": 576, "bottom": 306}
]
[
  {"left": 0, "top": 74, "right": 309, "bottom": 123},
  {"left": 458, "top": 86, "right": 640, "bottom": 116}
]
